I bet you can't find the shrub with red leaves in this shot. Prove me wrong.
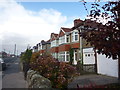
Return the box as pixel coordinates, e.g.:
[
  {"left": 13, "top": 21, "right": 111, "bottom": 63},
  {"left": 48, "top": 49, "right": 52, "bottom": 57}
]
[{"left": 30, "top": 53, "right": 78, "bottom": 88}]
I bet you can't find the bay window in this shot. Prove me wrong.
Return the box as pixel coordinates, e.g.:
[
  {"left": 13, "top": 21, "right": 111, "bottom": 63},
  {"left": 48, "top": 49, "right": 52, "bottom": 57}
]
[
  {"left": 58, "top": 51, "right": 70, "bottom": 62},
  {"left": 59, "top": 36, "right": 65, "bottom": 45},
  {"left": 51, "top": 40, "right": 58, "bottom": 47}
]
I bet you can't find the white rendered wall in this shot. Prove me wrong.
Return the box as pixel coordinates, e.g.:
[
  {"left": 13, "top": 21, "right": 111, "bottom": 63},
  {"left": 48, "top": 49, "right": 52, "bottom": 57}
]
[
  {"left": 97, "top": 54, "right": 118, "bottom": 78},
  {"left": 83, "top": 48, "right": 95, "bottom": 64}
]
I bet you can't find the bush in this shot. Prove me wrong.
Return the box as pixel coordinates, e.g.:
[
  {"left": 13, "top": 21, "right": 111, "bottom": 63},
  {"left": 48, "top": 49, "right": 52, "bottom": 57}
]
[
  {"left": 30, "top": 53, "right": 78, "bottom": 88},
  {"left": 30, "top": 52, "right": 40, "bottom": 63},
  {"left": 20, "top": 49, "right": 32, "bottom": 63},
  {"left": 20, "top": 48, "right": 32, "bottom": 79}
]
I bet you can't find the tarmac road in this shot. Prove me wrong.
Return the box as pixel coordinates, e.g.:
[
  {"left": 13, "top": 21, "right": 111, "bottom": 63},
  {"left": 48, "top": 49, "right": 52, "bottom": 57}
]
[{"left": 2, "top": 57, "right": 28, "bottom": 88}]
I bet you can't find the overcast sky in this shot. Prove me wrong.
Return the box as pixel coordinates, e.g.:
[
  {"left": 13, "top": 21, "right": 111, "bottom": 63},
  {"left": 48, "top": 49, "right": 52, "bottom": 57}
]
[{"left": 0, "top": 0, "right": 110, "bottom": 55}]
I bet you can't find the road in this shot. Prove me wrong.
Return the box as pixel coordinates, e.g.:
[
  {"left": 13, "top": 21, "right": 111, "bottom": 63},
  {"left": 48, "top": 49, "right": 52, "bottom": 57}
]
[{"left": 2, "top": 57, "right": 28, "bottom": 88}]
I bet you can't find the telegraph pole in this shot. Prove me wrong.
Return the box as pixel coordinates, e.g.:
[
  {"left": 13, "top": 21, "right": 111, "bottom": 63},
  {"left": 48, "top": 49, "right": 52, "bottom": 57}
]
[{"left": 14, "top": 44, "right": 16, "bottom": 56}]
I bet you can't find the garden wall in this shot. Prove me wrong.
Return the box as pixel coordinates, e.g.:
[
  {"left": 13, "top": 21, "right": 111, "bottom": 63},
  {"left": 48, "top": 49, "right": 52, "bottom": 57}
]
[
  {"left": 97, "top": 54, "right": 118, "bottom": 78},
  {"left": 26, "top": 69, "right": 52, "bottom": 88}
]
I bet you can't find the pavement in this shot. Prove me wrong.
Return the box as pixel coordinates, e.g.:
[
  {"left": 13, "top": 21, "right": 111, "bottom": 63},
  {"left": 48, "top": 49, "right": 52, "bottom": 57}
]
[
  {"left": 2, "top": 57, "right": 28, "bottom": 88},
  {"left": 68, "top": 74, "right": 119, "bottom": 88}
]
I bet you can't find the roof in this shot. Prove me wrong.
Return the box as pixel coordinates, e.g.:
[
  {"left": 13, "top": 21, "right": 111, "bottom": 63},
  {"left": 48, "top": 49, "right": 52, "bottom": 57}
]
[
  {"left": 50, "top": 33, "right": 58, "bottom": 41},
  {"left": 33, "top": 46, "right": 38, "bottom": 49},
  {"left": 61, "top": 27, "right": 71, "bottom": 32},
  {"left": 74, "top": 18, "right": 81, "bottom": 22},
  {"left": 71, "top": 19, "right": 101, "bottom": 30},
  {"left": 53, "top": 33, "right": 58, "bottom": 38},
  {"left": 46, "top": 39, "right": 51, "bottom": 44}
]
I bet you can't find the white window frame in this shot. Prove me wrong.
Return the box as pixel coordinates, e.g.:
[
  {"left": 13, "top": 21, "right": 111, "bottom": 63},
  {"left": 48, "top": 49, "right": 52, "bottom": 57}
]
[
  {"left": 72, "top": 30, "right": 79, "bottom": 42},
  {"left": 58, "top": 51, "right": 69, "bottom": 62},
  {"left": 59, "top": 35, "right": 65, "bottom": 45},
  {"left": 51, "top": 40, "right": 58, "bottom": 47},
  {"left": 66, "top": 35, "right": 70, "bottom": 43}
]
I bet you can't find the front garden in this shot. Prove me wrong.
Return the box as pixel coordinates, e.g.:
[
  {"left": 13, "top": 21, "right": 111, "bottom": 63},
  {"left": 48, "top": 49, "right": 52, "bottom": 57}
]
[
  {"left": 20, "top": 49, "right": 79, "bottom": 88},
  {"left": 20, "top": 49, "right": 120, "bottom": 89}
]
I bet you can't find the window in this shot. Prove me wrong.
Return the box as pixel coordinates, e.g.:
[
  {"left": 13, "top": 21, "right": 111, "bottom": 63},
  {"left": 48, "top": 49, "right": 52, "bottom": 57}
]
[
  {"left": 58, "top": 52, "right": 70, "bottom": 62},
  {"left": 58, "top": 52, "right": 65, "bottom": 61},
  {"left": 52, "top": 53, "right": 58, "bottom": 59},
  {"left": 75, "top": 32, "right": 78, "bottom": 41},
  {"left": 66, "top": 35, "right": 70, "bottom": 43},
  {"left": 59, "top": 36, "right": 65, "bottom": 45},
  {"left": 66, "top": 51, "right": 70, "bottom": 61},
  {"left": 51, "top": 40, "right": 58, "bottom": 47},
  {"left": 72, "top": 30, "right": 79, "bottom": 42}
]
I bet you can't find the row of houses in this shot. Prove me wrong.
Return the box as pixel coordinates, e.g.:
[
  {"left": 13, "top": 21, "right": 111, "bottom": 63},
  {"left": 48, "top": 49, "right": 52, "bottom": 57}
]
[
  {"left": 33, "top": 19, "right": 91, "bottom": 64},
  {"left": 32, "top": 18, "right": 119, "bottom": 78}
]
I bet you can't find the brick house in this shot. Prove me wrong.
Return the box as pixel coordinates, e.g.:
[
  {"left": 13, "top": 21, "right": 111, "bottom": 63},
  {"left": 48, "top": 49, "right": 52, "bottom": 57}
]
[
  {"left": 58, "top": 27, "right": 71, "bottom": 62},
  {"left": 33, "top": 18, "right": 119, "bottom": 78},
  {"left": 34, "top": 19, "right": 93, "bottom": 65},
  {"left": 72, "top": 19, "right": 119, "bottom": 78},
  {"left": 50, "top": 33, "right": 59, "bottom": 59},
  {"left": 33, "top": 40, "right": 51, "bottom": 55}
]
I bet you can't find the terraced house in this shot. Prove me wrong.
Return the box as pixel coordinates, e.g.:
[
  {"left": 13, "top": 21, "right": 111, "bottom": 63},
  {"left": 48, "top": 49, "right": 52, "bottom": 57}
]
[{"left": 33, "top": 19, "right": 92, "bottom": 65}]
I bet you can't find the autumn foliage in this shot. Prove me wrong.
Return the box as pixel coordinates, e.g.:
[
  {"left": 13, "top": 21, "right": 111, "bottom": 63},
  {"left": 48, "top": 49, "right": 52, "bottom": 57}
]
[
  {"left": 80, "top": 1, "right": 120, "bottom": 59},
  {"left": 80, "top": 1, "right": 120, "bottom": 79},
  {"left": 30, "top": 53, "right": 78, "bottom": 88}
]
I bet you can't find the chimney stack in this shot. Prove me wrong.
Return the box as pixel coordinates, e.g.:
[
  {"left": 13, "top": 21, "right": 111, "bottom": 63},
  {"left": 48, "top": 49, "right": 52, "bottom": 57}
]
[{"left": 74, "top": 18, "right": 82, "bottom": 26}]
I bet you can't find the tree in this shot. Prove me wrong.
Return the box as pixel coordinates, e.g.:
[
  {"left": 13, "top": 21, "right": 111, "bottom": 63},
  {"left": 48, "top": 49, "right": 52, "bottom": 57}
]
[
  {"left": 20, "top": 49, "right": 32, "bottom": 63},
  {"left": 20, "top": 48, "right": 32, "bottom": 79},
  {"left": 80, "top": 1, "right": 120, "bottom": 79}
]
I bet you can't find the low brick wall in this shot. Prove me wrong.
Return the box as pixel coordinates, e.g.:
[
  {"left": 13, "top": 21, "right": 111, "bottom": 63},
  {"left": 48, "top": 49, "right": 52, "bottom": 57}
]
[
  {"left": 83, "top": 64, "right": 95, "bottom": 73},
  {"left": 27, "top": 69, "right": 52, "bottom": 88}
]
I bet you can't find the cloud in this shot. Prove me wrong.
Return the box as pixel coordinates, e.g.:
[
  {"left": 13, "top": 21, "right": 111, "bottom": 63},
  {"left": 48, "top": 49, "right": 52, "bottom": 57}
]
[{"left": 0, "top": 0, "right": 73, "bottom": 54}]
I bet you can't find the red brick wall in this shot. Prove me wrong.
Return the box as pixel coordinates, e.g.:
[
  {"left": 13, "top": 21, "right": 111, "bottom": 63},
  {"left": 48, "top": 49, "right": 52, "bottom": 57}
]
[
  {"left": 50, "top": 47, "right": 59, "bottom": 53},
  {"left": 58, "top": 44, "right": 71, "bottom": 52},
  {"left": 71, "top": 43, "right": 80, "bottom": 49},
  {"left": 50, "top": 43, "right": 80, "bottom": 53},
  {"left": 39, "top": 50, "right": 45, "bottom": 54}
]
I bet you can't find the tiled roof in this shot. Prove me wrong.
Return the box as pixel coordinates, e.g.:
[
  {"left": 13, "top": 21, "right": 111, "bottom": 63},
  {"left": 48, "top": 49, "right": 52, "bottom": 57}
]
[
  {"left": 71, "top": 19, "right": 101, "bottom": 30},
  {"left": 61, "top": 27, "right": 71, "bottom": 32},
  {"left": 50, "top": 33, "right": 58, "bottom": 41},
  {"left": 46, "top": 39, "right": 51, "bottom": 44},
  {"left": 54, "top": 33, "right": 58, "bottom": 38}
]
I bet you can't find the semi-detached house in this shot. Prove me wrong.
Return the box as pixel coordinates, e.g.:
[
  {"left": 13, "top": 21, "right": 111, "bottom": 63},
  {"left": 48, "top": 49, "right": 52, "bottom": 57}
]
[{"left": 33, "top": 18, "right": 119, "bottom": 79}]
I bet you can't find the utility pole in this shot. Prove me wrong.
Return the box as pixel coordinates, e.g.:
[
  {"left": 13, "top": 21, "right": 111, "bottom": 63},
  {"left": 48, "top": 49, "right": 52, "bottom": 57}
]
[
  {"left": 14, "top": 44, "right": 16, "bottom": 56},
  {"left": 17, "top": 50, "right": 18, "bottom": 56}
]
